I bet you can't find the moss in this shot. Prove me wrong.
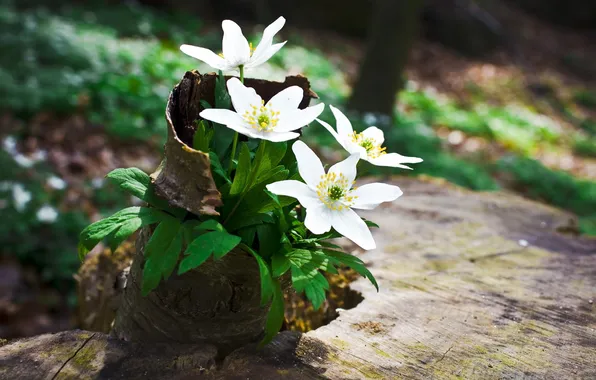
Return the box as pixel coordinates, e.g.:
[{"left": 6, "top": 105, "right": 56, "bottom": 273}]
[{"left": 330, "top": 338, "right": 350, "bottom": 351}]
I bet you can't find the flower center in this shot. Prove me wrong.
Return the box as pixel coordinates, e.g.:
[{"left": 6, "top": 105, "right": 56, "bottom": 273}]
[
  {"left": 350, "top": 132, "right": 386, "bottom": 159},
  {"left": 243, "top": 100, "right": 280, "bottom": 132},
  {"left": 316, "top": 172, "right": 358, "bottom": 211}
]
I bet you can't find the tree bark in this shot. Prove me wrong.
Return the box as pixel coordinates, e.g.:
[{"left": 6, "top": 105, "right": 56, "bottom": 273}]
[
  {"left": 109, "top": 71, "right": 316, "bottom": 355},
  {"left": 348, "top": 0, "right": 424, "bottom": 115}
]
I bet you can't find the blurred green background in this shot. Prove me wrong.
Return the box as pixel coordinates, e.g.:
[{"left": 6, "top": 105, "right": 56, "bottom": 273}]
[{"left": 0, "top": 0, "right": 594, "bottom": 338}]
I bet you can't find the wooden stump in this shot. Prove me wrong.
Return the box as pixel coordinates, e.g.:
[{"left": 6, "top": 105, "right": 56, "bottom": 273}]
[{"left": 2, "top": 177, "right": 595, "bottom": 379}]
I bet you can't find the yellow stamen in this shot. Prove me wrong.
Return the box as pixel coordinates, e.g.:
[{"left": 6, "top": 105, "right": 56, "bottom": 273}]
[{"left": 350, "top": 131, "right": 387, "bottom": 159}]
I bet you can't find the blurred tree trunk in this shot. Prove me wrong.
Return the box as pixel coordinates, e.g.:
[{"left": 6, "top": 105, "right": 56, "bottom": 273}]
[{"left": 348, "top": 0, "right": 424, "bottom": 116}]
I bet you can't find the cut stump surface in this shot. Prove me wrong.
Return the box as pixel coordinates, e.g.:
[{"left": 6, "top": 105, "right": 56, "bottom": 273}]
[{"left": 2, "top": 177, "right": 595, "bottom": 379}]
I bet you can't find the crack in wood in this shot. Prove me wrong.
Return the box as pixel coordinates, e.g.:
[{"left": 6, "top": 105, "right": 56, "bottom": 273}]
[{"left": 50, "top": 333, "right": 96, "bottom": 380}]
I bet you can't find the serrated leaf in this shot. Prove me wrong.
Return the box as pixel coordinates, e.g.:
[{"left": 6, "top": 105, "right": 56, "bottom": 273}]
[
  {"left": 230, "top": 143, "right": 251, "bottom": 196},
  {"left": 178, "top": 231, "right": 241, "bottom": 274},
  {"left": 325, "top": 250, "right": 379, "bottom": 291},
  {"left": 260, "top": 278, "right": 284, "bottom": 346},
  {"left": 244, "top": 244, "right": 274, "bottom": 305},
  {"left": 79, "top": 207, "right": 165, "bottom": 260},
  {"left": 271, "top": 253, "right": 291, "bottom": 278},
  {"left": 141, "top": 217, "right": 183, "bottom": 295},
  {"left": 106, "top": 168, "right": 169, "bottom": 210},
  {"left": 253, "top": 142, "right": 287, "bottom": 181}
]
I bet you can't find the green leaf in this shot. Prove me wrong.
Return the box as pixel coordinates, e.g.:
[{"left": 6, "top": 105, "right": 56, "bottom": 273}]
[
  {"left": 106, "top": 168, "right": 167, "bottom": 209},
  {"left": 199, "top": 100, "right": 212, "bottom": 109},
  {"left": 79, "top": 207, "right": 166, "bottom": 260},
  {"left": 196, "top": 219, "right": 225, "bottom": 233},
  {"left": 192, "top": 120, "right": 213, "bottom": 153},
  {"left": 325, "top": 250, "right": 379, "bottom": 291},
  {"left": 364, "top": 219, "right": 380, "bottom": 229},
  {"left": 141, "top": 217, "right": 183, "bottom": 295},
  {"left": 209, "top": 152, "right": 231, "bottom": 185},
  {"left": 253, "top": 141, "right": 287, "bottom": 180},
  {"left": 271, "top": 253, "right": 291, "bottom": 278},
  {"left": 257, "top": 223, "right": 281, "bottom": 258},
  {"left": 230, "top": 143, "right": 252, "bottom": 196},
  {"left": 236, "top": 226, "right": 257, "bottom": 246},
  {"left": 226, "top": 212, "right": 274, "bottom": 232},
  {"left": 260, "top": 278, "right": 284, "bottom": 346},
  {"left": 178, "top": 231, "right": 241, "bottom": 274},
  {"left": 244, "top": 244, "right": 274, "bottom": 305}
]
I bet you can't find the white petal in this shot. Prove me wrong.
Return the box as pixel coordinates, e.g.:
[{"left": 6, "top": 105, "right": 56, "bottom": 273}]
[
  {"left": 199, "top": 109, "right": 256, "bottom": 138},
  {"left": 267, "top": 86, "right": 303, "bottom": 114},
  {"left": 276, "top": 103, "right": 325, "bottom": 132},
  {"left": 255, "top": 131, "right": 299, "bottom": 142},
  {"left": 292, "top": 140, "right": 325, "bottom": 189},
  {"left": 329, "top": 105, "right": 354, "bottom": 138},
  {"left": 305, "top": 205, "right": 332, "bottom": 234},
  {"left": 328, "top": 153, "right": 359, "bottom": 187},
  {"left": 266, "top": 180, "right": 319, "bottom": 208},
  {"left": 226, "top": 77, "right": 261, "bottom": 115},
  {"left": 368, "top": 153, "right": 423, "bottom": 169},
  {"left": 180, "top": 44, "right": 227, "bottom": 70},
  {"left": 329, "top": 208, "right": 376, "bottom": 250},
  {"left": 248, "top": 17, "right": 286, "bottom": 65},
  {"left": 222, "top": 20, "right": 251, "bottom": 66},
  {"left": 351, "top": 183, "right": 403, "bottom": 210},
  {"left": 361, "top": 126, "right": 385, "bottom": 145},
  {"left": 247, "top": 41, "right": 286, "bottom": 68}
]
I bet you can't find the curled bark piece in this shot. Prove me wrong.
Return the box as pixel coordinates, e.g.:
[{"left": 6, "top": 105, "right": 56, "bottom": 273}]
[{"left": 152, "top": 70, "right": 317, "bottom": 216}]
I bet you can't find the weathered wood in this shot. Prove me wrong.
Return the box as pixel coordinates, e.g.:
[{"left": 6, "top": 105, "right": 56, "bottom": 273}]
[{"left": 2, "top": 177, "right": 595, "bottom": 379}]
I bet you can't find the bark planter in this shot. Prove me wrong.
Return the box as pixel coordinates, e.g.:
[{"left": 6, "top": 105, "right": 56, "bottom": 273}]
[{"left": 110, "top": 71, "right": 316, "bottom": 355}]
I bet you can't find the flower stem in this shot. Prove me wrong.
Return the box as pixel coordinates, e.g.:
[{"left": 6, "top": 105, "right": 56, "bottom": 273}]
[
  {"left": 223, "top": 140, "right": 267, "bottom": 227},
  {"left": 227, "top": 133, "right": 239, "bottom": 176},
  {"left": 226, "top": 65, "right": 245, "bottom": 176}
]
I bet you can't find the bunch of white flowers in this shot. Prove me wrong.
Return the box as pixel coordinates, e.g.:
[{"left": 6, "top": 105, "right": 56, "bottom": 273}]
[{"left": 181, "top": 17, "right": 422, "bottom": 250}]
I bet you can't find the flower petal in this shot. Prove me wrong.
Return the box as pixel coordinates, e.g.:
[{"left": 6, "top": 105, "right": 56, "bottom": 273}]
[
  {"left": 292, "top": 140, "right": 325, "bottom": 189},
  {"left": 305, "top": 204, "right": 332, "bottom": 234},
  {"left": 248, "top": 17, "right": 286, "bottom": 66},
  {"left": 361, "top": 126, "right": 385, "bottom": 145},
  {"left": 351, "top": 183, "right": 403, "bottom": 210},
  {"left": 329, "top": 105, "right": 354, "bottom": 138},
  {"left": 266, "top": 180, "right": 319, "bottom": 209},
  {"left": 226, "top": 77, "right": 261, "bottom": 115},
  {"left": 199, "top": 109, "right": 256, "bottom": 138},
  {"left": 329, "top": 208, "right": 376, "bottom": 250},
  {"left": 222, "top": 20, "right": 251, "bottom": 67},
  {"left": 180, "top": 44, "right": 228, "bottom": 70},
  {"left": 276, "top": 103, "right": 325, "bottom": 132},
  {"left": 267, "top": 86, "right": 303, "bottom": 114},
  {"left": 368, "top": 153, "right": 423, "bottom": 169},
  {"left": 328, "top": 153, "right": 359, "bottom": 187},
  {"left": 247, "top": 41, "right": 286, "bottom": 68},
  {"left": 316, "top": 118, "right": 352, "bottom": 153},
  {"left": 254, "top": 131, "right": 299, "bottom": 142}
]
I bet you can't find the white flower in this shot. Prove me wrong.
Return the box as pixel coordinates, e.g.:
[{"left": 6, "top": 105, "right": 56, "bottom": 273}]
[
  {"left": 12, "top": 184, "right": 31, "bottom": 212},
  {"left": 266, "top": 141, "right": 403, "bottom": 250},
  {"left": 47, "top": 176, "right": 67, "bottom": 190},
  {"left": 180, "top": 17, "right": 286, "bottom": 72},
  {"left": 36, "top": 205, "right": 58, "bottom": 223},
  {"left": 200, "top": 77, "right": 324, "bottom": 142},
  {"left": 317, "top": 106, "right": 423, "bottom": 169}
]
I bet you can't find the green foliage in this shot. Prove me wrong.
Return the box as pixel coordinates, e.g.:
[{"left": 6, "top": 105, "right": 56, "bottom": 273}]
[
  {"left": 141, "top": 216, "right": 182, "bottom": 295},
  {"left": 573, "top": 136, "right": 596, "bottom": 158},
  {"left": 495, "top": 156, "right": 596, "bottom": 235},
  {"left": 0, "top": 2, "right": 203, "bottom": 141}
]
